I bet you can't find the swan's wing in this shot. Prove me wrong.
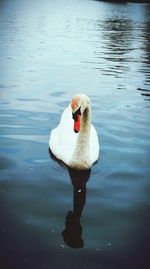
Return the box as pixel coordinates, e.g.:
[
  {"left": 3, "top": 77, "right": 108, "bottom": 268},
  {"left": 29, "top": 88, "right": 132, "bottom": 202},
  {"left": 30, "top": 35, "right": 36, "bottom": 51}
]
[
  {"left": 90, "top": 124, "right": 100, "bottom": 164},
  {"left": 49, "top": 106, "right": 78, "bottom": 165}
]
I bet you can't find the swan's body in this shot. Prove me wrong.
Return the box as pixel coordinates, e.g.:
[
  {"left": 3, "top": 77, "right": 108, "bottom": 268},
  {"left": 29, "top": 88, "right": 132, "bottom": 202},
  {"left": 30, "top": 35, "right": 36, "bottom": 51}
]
[{"left": 49, "top": 94, "right": 99, "bottom": 170}]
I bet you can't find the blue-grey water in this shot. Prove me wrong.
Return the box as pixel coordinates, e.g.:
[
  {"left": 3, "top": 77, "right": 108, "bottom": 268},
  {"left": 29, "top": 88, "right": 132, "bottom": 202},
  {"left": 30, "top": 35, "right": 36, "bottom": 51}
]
[{"left": 0, "top": 0, "right": 150, "bottom": 268}]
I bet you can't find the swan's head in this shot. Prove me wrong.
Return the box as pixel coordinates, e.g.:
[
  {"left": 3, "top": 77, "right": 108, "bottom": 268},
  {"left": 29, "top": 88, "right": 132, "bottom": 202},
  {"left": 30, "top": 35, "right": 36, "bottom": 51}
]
[{"left": 71, "top": 94, "right": 90, "bottom": 133}]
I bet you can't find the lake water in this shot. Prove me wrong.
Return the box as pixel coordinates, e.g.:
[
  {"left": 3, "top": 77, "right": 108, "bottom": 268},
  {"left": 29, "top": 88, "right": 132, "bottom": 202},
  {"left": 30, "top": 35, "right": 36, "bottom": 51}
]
[{"left": 0, "top": 0, "right": 150, "bottom": 268}]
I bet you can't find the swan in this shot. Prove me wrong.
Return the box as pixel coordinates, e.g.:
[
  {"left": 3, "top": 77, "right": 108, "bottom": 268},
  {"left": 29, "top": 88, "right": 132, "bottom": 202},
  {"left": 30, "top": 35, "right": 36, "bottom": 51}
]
[{"left": 49, "top": 93, "right": 99, "bottom": 170}]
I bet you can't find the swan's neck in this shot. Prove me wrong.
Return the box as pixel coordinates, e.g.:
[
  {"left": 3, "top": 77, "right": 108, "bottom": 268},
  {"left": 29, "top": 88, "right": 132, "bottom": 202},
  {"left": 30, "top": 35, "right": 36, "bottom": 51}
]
[
  {"left": 71, "top": 106, "right": 91, "bottom": 170},
  {"left": 80, "top": 106, "right": 91, "bottom": 143}
]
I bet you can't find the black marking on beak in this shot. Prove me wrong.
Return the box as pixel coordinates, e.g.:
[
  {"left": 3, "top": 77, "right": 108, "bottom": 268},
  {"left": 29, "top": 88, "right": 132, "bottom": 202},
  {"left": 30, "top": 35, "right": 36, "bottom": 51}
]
[
  {"left": 74, "top": 129, "right": 79, "bottom": 133},
  {"left": 72, "top": 107, "right": 81, "bottom": 121}
]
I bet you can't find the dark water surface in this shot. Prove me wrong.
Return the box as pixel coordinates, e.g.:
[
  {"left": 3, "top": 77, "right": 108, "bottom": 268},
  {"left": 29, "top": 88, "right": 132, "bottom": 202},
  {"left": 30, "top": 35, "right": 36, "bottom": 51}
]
[{"left": 0, "top": 0, "right": 150, "bottom": 268}]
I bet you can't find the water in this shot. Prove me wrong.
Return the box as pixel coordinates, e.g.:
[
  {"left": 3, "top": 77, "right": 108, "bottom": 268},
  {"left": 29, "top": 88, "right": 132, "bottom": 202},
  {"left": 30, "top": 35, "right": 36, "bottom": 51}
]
[{"left": 0, "top": 0, "right": 150, "bottom": 268}]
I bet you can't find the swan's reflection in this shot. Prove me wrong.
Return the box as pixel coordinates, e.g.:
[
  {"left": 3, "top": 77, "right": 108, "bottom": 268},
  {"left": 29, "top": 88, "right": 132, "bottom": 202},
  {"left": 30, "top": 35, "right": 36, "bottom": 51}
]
[
  {"left": 49, "top": 149, "right": 91, "bottom": 248},
  {"left": 62, "top": 168, "right": 91, "bottom": 248}
]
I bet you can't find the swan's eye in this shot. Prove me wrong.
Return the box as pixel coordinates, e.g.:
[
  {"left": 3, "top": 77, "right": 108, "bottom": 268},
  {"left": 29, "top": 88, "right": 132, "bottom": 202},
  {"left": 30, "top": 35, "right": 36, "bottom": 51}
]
[{"left": 72, "top": 107, "right": 81, "bottom": 121}]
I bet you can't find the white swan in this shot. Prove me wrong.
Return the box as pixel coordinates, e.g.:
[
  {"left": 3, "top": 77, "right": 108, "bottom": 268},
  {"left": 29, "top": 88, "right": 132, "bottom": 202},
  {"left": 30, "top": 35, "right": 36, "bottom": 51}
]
[{"left": 49, "top": 94, "right": 99, "bottom": 170}]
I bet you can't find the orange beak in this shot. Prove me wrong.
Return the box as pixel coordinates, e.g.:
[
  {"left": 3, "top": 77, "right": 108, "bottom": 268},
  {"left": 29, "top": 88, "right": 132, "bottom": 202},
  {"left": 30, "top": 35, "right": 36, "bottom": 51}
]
[{"left": 74, "top": 114, "right": 81, "bottom": 133}]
